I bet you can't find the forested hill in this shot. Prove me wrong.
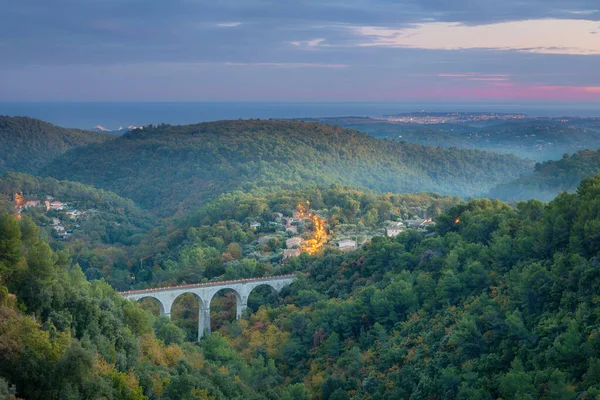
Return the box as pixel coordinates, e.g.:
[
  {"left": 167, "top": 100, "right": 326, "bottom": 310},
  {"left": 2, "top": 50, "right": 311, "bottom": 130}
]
[
  {"left": 41, "top": 119, "right": 532, "bottom": 215},
  {"left": 489, "top": 149, "right": 600, "bottom": 201},
  {"left": 0, "top": 116, "right": 112, "bottom": 175},
  {"left": 299, "top": 116, "right": 600, "bottom": 161},
  {"left": 5, "top": 175, "right": 600, "bottom": 398}
]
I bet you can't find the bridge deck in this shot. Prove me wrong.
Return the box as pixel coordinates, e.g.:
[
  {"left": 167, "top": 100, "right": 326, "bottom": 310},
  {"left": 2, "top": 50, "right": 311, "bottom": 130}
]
[{"left": 118, "top": 273, "right": 298, "bottom": 296}]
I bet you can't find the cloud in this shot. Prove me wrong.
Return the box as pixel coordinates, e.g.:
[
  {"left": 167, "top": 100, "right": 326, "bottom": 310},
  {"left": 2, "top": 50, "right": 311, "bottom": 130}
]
[
  {"left": 561, "top": 9, "right": 599, "bottom": 15},
  {"left": 1, "top": 0, "right": 599, "bottom": 101},
  {"left": 291, "top": 38, "right": 326, "bottom": 48},
  {"left": 405, "top": 84, "right": 600, "bottom": 101},
  {"left": 436, "top": 73, "right": 510, "bottom": 78},
  {"left": 467, "top": 78, "right": 510, "bottom": 81},
  {"left": 222, "top": 61, "right": 346, "bottom": 68},
  {"left": 216, "top": 22, "right": 242, "bottom": 27},
  {"left": 351, "top": 19, "right": 600, "bottom": 55}
]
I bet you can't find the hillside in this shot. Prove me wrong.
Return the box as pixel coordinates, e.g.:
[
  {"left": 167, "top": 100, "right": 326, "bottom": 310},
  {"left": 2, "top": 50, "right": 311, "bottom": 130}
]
[
  {"left": 4, "top": 175, "right": 600, "bottom": 398},
  {"left": 490, "top": 149, "right": 600, "bottom": 201},
  {"left": 0, "top": 173, "right": 157, "bottom": 289},
  {"left": 41, "top": 119, "right": 533, "bottom": 216},
  {"left": 0, "top": 116, "right": 113, "bottom": 175},
  {"left": 301, "top": 116, "right": 600, "bottom": 161}
]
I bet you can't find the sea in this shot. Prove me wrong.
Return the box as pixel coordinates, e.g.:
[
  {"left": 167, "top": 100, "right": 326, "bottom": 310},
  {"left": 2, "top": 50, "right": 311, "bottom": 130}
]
[{"left": 1, "top": 101, "right": 599, "bottom": 130}]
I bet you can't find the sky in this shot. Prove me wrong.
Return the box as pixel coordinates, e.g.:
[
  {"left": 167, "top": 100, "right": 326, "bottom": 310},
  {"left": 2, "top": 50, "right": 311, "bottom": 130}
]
[{"left": 1, "top": 0, "right": 600, "bottom": 102}]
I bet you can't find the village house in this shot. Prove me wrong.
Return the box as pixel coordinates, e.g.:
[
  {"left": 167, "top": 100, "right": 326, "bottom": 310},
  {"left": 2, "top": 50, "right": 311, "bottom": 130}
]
[
  {"left": 54, "top": 226, "right": 70, "bottom": 239},
  {"left": 66, "top": 210, "right": 81, "bottom": 219},
  {"left": 286, "top": 237, "right": 305, "bottom": 248},
  {"left": 386, "top": 222, "right": 406, "bottom": 237},
  {"left": 23, "top": 200, "right": 41, "bottom": 209},
  {"left": 283, "top": 248, "right": 302, "bottom": 260},
  {"left": 51, "top": 218, "right": 61, "bottom": 226},
  {"left": 404, "top": 218, "right": 435, "bottom": 231},
  {"left": 337, "top": 238, "right": 357, "bottom": 251},
  {"left": 285, "top": 225, "right": 298, "bottom": 234},
  {"left": 250, "top": 222, "right": 261, "bottom": 230},
  {"left": 49, "top": 201, "right": 65, "bottom": 211}
]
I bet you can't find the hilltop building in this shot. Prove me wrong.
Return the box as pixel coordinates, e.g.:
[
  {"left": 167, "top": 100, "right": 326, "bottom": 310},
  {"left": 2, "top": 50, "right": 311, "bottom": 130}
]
[
  {"left": 286, "top": 237, "right": 305, "bottom": 248},
  {"left": 283, "top": 249, "right": 302, "bottom": 260},
  {"left": 337, "top": 238, "right": 357, "bottom": 252},
  {"left": 386, "top": 222, "right": 406, "bottom": 237},
  {"left": 405, "top": 218, "right": 435, "bottom": 231}
]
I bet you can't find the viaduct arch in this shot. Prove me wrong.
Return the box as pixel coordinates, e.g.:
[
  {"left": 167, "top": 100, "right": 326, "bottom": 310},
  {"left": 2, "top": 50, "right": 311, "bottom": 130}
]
[{"left": 119, "top": 274, "right": 296, "bottom": 340}]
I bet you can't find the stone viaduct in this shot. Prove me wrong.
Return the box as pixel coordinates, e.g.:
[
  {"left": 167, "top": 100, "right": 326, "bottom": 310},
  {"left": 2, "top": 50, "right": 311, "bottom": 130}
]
[{"left": 119, "top": 274, "right": 296, "bottom": 340}]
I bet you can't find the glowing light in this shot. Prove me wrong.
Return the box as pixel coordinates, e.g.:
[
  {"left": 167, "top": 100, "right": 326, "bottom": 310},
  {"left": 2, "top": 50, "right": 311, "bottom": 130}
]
[{"left": 295, "top": 203, "right": 328, "bottom": 255}]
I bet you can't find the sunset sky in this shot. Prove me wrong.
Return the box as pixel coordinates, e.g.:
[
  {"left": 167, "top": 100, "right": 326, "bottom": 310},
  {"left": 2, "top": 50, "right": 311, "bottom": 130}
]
[{"left": 1, "top": 0, "right": 599, "bottom": 102}]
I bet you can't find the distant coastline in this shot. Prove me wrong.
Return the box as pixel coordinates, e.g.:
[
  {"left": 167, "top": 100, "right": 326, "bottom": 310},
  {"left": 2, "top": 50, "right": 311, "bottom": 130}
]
[{"left": 1, "top": 101, "right": 599, "bottom": 130}]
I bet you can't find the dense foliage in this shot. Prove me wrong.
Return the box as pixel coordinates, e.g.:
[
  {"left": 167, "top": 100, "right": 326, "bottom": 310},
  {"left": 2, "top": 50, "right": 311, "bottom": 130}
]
[
  {"left": 490, "top": 150, "right": 600, "bottom": 202},
  {"left": 41, "top": 120, "right": 532, "bottom": 215},
  {"left": 0, "top": 172, "right": 155, "bottom": 243},
  {"left": 0, "top": 172, "right": 156, "bottom": 291},
  {"left": 5, "top": 116, "right": 600, "bottom": 399},
  {"left": 0, "top": 214, "right": 283, "bottom": 400},
  {"left": 204, "top": 174, "right": 600, "bottom": 399},
  {"left": 0, "top": 116, "right": 111, "bottom": 175},
  {"left": 4, "top": 173, "right": 600, "bottom": 398},
  {"left": 126, "top": 186, "right": 459, "bottom": 290}
]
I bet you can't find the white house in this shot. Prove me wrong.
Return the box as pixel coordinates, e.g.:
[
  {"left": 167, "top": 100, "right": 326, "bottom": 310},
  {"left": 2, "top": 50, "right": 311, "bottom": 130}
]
[
  {"left": 283, "top": 248, "right": 302, "bottom": 260},
  {"left": 49, "top": 201, "right": 65, "bottom": 211},
  {"left": 250, "top": 222, "right": 261, "bottom": 230},
  {"left": 337, "top": 239, "right": 357, "bottom": 251},
  {"left": 386, "top": 223, "right": 405, "bottom": 238},
  {"left": 286, "top": 237, "right": 305, "bottom": 248}
]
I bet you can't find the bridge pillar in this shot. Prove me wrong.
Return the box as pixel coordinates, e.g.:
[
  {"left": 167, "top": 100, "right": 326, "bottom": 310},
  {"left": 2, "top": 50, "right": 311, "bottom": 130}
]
[
  {"left": 236, "top": 299, "right": 248, "bottom": 319},
  {"left": 199, "top": 306, "right": 211, "bottom": 339},
  {"left": 161, "top": 298, "right": 173, "bottom": 319},
  {"left": 236, "top": 288, "right": 251, "bottom": 319}
]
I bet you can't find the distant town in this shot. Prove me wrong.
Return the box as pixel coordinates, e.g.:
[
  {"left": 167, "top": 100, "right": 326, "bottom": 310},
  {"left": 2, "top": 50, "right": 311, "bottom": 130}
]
[
  {"left": 378, "top": 112, "right": 529, "bottom": 124},
  {"left": 14, "top": 192, "right": 85, "bottom": 239}
]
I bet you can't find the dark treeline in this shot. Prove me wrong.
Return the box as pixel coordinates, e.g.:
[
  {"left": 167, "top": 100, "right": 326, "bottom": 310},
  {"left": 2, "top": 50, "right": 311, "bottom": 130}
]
[{"left": 0, "top": 116, "right": 112, "bottom": 175}]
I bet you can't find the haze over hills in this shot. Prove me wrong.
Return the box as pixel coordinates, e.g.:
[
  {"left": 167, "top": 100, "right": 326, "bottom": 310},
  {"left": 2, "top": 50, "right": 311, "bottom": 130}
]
[
  {"left": 300, "top": 114, "right": 600, "bottom": 161},
  {"left": 0, "top": 116, "right": 113, "bottom": 175},
  {"left": 490, "top": 149, "right": 600, "bottom": 202},
  {"left": 40, "top": 119, "right": 533, "bottom": 215}
]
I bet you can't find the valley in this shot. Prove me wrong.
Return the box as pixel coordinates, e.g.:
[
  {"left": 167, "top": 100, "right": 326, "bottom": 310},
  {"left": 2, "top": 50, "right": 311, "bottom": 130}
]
[{"left": 1, "top": 115, "right": 600, "bottom": 399}]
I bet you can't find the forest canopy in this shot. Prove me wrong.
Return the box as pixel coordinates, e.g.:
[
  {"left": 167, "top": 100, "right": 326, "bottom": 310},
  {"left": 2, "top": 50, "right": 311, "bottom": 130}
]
[
  {"left": 41, "top": 119, "right": 532, "bottom": 216},
  {"left": 0, "top": 116, "right": 112, "bottom": 175},
  {"left": 3, "top": 173, "right": 600, "bottom": 398}
]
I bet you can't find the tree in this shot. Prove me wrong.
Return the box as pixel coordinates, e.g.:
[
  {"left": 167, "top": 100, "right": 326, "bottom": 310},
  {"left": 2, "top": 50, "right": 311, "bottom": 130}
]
[
  {"left": 498, "top": 359, "right": 537, "bottom": 400},
  {"left": 281, "top": 383, "right": 311, "bottom": 400}
]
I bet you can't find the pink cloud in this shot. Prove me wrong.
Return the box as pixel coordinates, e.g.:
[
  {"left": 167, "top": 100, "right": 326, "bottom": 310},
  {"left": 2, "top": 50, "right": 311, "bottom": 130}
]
[
  {"left": 436, "top": 73, "right": 510, "bottom": 78},
  {"left": 467, "top": 78, "right": 510, "bottom": 81}
]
